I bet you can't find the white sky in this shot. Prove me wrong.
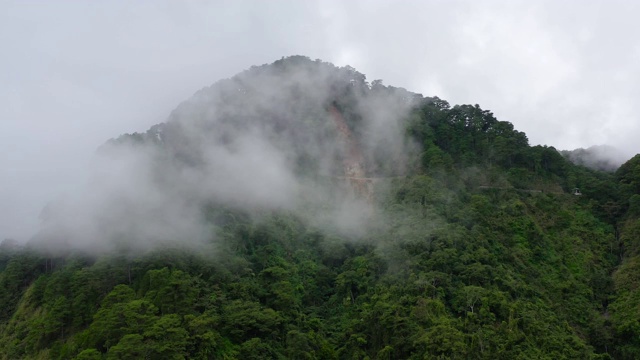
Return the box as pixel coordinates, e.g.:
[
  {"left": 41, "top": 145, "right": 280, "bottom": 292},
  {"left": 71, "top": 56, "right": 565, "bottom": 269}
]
[{"left": 2, "top": 0, "right": 639, "bottom": 241}]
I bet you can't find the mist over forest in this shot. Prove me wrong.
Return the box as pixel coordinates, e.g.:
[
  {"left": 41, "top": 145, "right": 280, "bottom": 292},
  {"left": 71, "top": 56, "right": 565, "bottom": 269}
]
[
  {"left": 561, "top": 145, "right": 628, "bottom": 173},
  {"left": 2, "top": 56, "right": 640, "bottom": 359},
  {"left": 31, "top": 57, "right": 418, "bottom": 254}
]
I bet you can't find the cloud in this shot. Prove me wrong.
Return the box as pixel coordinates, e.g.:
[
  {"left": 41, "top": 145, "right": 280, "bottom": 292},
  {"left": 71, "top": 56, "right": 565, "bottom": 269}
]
[
  {"left": 561, "top": 145, "right": 628, "bottom": 172},
  {"left": 28, "top": 58, "right": 417, "bottom": 254},
  {"left": 2, "top": 0, "right": 640, "bottom": 242}
]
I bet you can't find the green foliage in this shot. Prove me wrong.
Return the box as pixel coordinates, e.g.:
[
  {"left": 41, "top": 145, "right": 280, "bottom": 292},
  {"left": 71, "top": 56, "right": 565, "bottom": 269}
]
[
  {"left": 75, "top": 348, "right": 102, "bottom": 360},
  {"left": 1, "top": 56, "right": 636, "bottom": 359}
]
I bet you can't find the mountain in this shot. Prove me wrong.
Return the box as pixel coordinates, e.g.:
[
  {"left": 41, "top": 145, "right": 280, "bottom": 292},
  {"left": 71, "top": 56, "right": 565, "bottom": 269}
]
[
  {"left": 1, "top": 56, "right": 639, "bottom": 359},
  {"left": 561, "top": 145, "right": 628, "bottom": 172}
]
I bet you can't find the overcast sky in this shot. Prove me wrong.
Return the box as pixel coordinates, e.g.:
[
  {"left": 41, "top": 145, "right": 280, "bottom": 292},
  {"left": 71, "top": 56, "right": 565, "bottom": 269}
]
[{"left": 2, "top": 0, "right": 640, "bottom": 241}]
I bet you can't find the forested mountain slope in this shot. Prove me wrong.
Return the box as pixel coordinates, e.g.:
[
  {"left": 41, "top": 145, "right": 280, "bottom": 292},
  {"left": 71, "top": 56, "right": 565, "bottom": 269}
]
[
  {"left": 561, "top": 145, "right": 626, "bottom": 173},
  {"left": 0, "top": 56, "right": 637, "bottom": 359}
]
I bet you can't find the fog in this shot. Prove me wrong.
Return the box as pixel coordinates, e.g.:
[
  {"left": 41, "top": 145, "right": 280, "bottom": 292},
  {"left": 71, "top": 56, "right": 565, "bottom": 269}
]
[
  {"left": 28, "top": 59, "right": 416, "bottom": 253},
  {"left": 561, "top": 145, "right": 629, "bottom": 173},
  {"left": 2, "top": 0, "right": 640, "bottom": 242}
]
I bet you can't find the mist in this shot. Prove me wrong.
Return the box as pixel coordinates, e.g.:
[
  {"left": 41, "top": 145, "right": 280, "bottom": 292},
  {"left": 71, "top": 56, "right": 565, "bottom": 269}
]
[
  {"left": 4, "top": 1, "right": 640, "bottom": 244},
  {"left": 560, "top": 145, "right": 628, "bottom": 172},
  {"left": 28, "top": 58, "right": 419, "bottom": 254}
]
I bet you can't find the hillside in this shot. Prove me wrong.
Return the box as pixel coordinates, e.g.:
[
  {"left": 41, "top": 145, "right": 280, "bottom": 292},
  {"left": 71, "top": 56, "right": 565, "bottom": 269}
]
[
  {"left": 561, "top": 145, "right": 627, "bottom": 173},
  {"left": 1, "top": 56, "right": 638, "bottom": 359}
]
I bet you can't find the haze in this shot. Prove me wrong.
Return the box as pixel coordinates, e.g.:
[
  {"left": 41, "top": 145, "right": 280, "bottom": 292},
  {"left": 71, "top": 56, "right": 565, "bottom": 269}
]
[{"left": 2, "top": 0, "right": 639, "bottom": 242}]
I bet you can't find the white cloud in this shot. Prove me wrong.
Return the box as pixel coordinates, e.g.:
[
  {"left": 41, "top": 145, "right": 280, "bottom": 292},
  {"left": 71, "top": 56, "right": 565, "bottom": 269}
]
[{"left": 1, "top": 0, "right": 640, "bottom": 241}]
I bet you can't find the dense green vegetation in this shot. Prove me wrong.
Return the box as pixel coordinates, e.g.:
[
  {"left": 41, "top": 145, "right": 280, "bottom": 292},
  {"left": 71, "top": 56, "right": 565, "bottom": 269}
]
[{"left": 1, "top": 56, "right": 638, "bottom": 359}]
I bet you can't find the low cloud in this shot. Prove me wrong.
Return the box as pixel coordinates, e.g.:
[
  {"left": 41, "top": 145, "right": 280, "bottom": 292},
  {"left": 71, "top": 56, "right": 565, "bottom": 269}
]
[{"left": 31, "top": 58, "right": 419, "bottom": 255}]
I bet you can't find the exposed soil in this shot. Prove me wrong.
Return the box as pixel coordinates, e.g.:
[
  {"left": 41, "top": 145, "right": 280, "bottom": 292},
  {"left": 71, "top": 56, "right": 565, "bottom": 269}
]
[{"left": 328, "top": 105, "right": 373, "bottom": 202}]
